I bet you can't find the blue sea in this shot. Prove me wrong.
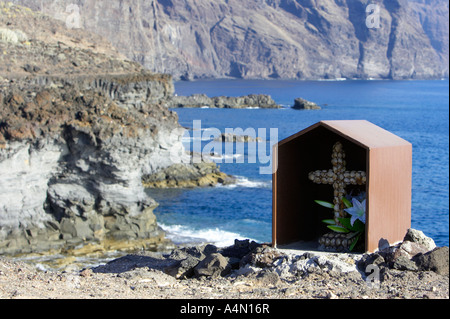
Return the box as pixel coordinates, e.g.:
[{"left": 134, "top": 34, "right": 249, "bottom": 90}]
[{"left": 146, "top": 79, "right": 449, "bottom": 248}]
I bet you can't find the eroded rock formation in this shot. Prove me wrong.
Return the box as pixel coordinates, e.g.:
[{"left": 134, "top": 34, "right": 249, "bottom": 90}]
[{"left": 11, "top": 0, "right": 449, "bottom": 80}]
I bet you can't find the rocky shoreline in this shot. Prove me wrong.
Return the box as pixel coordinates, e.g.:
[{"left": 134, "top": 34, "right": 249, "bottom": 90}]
[
  {"left": 0, "top": 229, "right": 448, "bottom": 299},
  {"left": 0, "top": 3, "right": 231, "bottom": 257},
  {"left": 167, "top": 93, "right": 280, "bottom": 109},
  {"left": 142, "top": 162, "right": 235, "bottom": 189}
]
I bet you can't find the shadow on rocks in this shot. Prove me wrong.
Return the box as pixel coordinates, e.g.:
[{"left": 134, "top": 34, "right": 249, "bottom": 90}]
[{"left": 91, "top": 239, "right": 264, "bottom": 280}]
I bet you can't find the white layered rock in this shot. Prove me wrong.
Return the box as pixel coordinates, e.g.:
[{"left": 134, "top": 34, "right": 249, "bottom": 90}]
[{"left": 0, "top": 140, "right": 64, "bottom": 230}]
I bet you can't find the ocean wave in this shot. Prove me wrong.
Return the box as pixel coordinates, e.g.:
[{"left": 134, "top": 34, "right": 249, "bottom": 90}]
[
  {"left": 208, "top": 153, "right": 244, "bottom": 161},
  {"left": 159, "top": 224, "right": 255, "bottom": 247},
  {"left": 218, "top": 176, "right": 272, "bottom": 189}
]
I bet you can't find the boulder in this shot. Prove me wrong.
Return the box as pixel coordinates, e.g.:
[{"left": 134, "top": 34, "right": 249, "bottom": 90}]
[
  {"left": 392, "top": 256, "right": 419, "bottom": 271},
  {"left": 391, "top": 240, "right": 430, "bottom": 261},
  {"left": 414, "top": 247, "right": 449, "bottom": 275},
  {"left": 164, "top": 255, "right": 202, "bottom": 279},
  {"left": 194, "top": 253, "right": 231, "bottom": 278},
  {"left": 403, "top": 228, "right": 436, "bottom": 251}
]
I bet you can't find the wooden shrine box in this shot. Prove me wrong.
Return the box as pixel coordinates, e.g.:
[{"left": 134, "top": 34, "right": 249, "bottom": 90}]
[{"left": 272, "top": 120, "right": 412, "bottom": 252}]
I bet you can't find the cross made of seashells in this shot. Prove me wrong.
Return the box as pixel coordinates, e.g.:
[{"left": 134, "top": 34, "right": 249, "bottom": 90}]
[{"left": 308, "top": 141, "right": 366, "bottom": 224}]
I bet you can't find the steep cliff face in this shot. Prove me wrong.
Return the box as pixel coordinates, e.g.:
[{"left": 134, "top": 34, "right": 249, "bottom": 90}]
[
  {"left": 0, "top": 77, "right": 184, "bottom": 255},
  {"left": 11, "top": 0, "right": 449, "bottom": 80},
  {"left": 0, "top": 3, "right": 184, "bottom": 255}
]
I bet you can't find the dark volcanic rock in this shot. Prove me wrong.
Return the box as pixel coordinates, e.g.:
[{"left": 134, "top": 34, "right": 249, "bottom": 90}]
[
  {"left": 167, "top": 94, "right": 280, "bottom": 109},
  {"left": 414, "top": 247, "right": 449, "bottom": 275},
  {"left": 292, "top": 98, "right": 321, "bottom": 110},
  {"left": 194, "top": 253, "right": 231, "bottom": 278}
]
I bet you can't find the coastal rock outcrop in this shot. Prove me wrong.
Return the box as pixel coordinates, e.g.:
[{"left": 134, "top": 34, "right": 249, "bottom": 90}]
[
  {"left": 12, "top": 0, "right": 449, "bottom": 80},
  {"left": 292, "top": 98, "right": 321, "bottom": 110},
  {"left": 0, "top": 78, "right": 181, "bottom": 255},
  {"left": 92, "top": 229, "right": 448, "bottom": 283},
  {"left": 0, "top": 3, "right": 212, "bottom": 256},
  {"left": 214, "top": 133, "right": 264, "bottom": 143},
  {"left": 167, "top": 94, "right": 280, "bottom": 109},
  {"left": 142, "top": 162, "right": 235, "bottom": 189}
]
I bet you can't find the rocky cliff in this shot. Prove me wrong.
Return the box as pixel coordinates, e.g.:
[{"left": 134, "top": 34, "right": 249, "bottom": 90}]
[
  {"left": 10, "top": 0, "right": 449, "bottom": 80},
  {"left": 0, "top": 3, "right": 191, "bottom": 255}
]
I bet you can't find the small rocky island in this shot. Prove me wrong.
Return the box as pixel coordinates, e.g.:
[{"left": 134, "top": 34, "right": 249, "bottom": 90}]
[
  {"left": 292, "top": 98, "right": 321, "bottom": 110},
  {"left": 167, "top": 93, "right": 281, "bottom": 109}
]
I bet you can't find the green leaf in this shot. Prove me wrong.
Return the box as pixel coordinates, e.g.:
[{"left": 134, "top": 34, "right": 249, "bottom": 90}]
[
  {"left": 338, "top": 218, "right": 353, "bottom": 230},
  {"left": 327, "top": 225, "right": 350, "bottom": 233},
  {"left": 349, "top": 233, "right": 362, "bottom": 251},
  {"left": 342, "top": 197, "right": 352, "bottom": 208},
  {"left": 314, "top": 200, "right": 334, "bottom": 209},
  {"left": 352, "top": 220, "right": 365, "bottom": 232},
  {"left": 322, "top": 219, "right": 336, "bottom": 225},
  {"left": 338, "top": 218, "right": 365, "bottom": 232}
]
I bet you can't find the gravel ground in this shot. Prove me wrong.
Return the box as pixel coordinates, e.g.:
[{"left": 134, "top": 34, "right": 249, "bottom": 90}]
[{"left": 0, "top": 250, "right": 448, "bottom": 300}]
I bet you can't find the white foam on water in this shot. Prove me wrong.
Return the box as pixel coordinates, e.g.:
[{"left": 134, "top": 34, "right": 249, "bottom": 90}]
[
  {"left": 218, "top": 176, "right": 271, "bottom": 189},
  {"left": 159, "top": 223, "right": 256, "bottom": 248},
  {"left": 208, "top": 153, "right": 244, "bottom": 161}
]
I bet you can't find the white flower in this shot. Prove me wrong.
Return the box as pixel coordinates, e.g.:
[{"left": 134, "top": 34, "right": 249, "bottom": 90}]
[{"left": 344, "top": 198, "right": 366, "bottom": 226}]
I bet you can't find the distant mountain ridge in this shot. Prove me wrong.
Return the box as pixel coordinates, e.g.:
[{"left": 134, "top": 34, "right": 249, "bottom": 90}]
[{"left": 10, "top": 0, "right": 449, "bottom": 80}]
